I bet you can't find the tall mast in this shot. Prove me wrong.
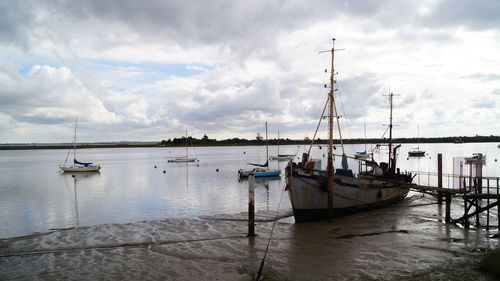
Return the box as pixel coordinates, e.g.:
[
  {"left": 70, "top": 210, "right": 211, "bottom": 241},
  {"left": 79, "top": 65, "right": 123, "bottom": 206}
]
[
  {"left": 327, "top": 38, "right": 336, "bottom": 221},
  {"left": 277, "top": 130, "right": 280, "bottom": 155},
  {"left": 185, "top": 130, "right": 188, "bottom": 158},
  {"left": 388, "top": 92, "right": 393, "bottom": 166},
  {"left": 364, "top": 121, "right": 367, "bottom": 152},
  {"left": 417, "top": 123, "right": 420, "bottom": 149},
  {"left": 73, "top": 116, "right": 77, "bottom": 161},
  {"left": 265, "top": 122, "right": 269, "bottom": 168}
]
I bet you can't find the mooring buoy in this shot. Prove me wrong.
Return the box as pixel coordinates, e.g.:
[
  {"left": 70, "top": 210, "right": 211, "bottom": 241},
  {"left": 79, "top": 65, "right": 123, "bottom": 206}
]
[{"left": 163, "top": 170, "right": 166, "bottom": 173}]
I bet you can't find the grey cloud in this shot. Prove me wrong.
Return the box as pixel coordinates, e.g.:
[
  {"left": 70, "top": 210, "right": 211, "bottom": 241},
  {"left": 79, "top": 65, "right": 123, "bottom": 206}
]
[
  {"left": 423, "top": 0, "right": 500, "bottom": 30},
  {"left": 464, "top": 73, "right": 500, "bottom": 82},
  {"left": 473, "top": 100, "right": 496, "bottom": 109}
]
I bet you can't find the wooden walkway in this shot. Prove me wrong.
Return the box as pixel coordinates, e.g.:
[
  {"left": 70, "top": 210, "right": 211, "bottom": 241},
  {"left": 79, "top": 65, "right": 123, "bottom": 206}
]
[{"left": 403, "top": 172, "right": 499, "bottom": 230}]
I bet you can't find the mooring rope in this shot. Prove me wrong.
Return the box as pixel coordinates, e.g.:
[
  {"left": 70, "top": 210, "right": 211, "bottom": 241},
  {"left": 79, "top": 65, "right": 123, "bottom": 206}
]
[{"left": 255, "top": 176, "right": 288, "bottom": 280}]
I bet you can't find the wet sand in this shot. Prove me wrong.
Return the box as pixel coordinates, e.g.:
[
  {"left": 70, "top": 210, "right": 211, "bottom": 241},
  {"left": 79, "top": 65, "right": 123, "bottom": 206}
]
[{"left": 1, "top": 194, "right": 498, "bottom": 280}]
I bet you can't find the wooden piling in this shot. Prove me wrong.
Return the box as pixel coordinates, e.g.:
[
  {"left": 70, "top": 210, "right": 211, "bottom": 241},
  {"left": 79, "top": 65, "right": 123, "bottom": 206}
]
[
  {"left": 445, "top": 193, "right": 451, "bottom": 223},
  {"left": 437, "top": 154, "right": 443, "bottom": 204},
  {"left": 486, "top": 179, "right": 490, "bottom": 229},
  {"left": 248, "top": 173, "right": 255, "bottom": 237}
]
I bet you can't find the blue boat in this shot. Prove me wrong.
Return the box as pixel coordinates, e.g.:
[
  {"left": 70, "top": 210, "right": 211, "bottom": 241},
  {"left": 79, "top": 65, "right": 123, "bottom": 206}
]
[{"left": 238, "top": 122, "right": 281, "bottom": 179}]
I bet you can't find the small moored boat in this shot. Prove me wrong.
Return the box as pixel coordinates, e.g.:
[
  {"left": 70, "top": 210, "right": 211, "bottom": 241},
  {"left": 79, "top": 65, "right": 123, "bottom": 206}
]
[{"left": 60, "top": 117, "right": 101, "bottom": 173}]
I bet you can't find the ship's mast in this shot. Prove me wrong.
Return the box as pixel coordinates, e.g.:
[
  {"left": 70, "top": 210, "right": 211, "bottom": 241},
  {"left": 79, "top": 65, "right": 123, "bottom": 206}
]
[
  {"left": 388, "top": 92, "right": 393, "bottom": 166},
  {"left": 327, "top": 39, "right": 336, "bottom": 221}
]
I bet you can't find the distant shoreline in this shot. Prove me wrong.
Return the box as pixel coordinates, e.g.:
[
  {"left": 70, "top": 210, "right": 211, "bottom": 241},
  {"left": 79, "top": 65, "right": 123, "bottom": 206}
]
[{"left": 1, "top": 135, "right": 499, "bottom": 150}]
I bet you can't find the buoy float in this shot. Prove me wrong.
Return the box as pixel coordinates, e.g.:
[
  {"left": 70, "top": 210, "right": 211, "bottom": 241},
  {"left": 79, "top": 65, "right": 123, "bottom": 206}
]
[
  {"left": 216, "top": 168, "right": 219, "bottom": 172},
  {"left": 154, "top": 165, "right": 157, "bottom": 168},
  {"left": 163, "top": 170, "right": 166, "bottom": 174}
]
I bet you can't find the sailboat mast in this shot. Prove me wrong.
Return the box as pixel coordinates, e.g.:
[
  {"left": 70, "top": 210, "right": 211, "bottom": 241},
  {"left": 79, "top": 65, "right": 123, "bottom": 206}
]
[
  {"left": 364, "top": 122, "right": 367, "bottom": 152},
  {"left": 265, "top": 122, "right": 269, "bottom": 168},
  {"left": 417, "top": 123, "right": 420, "bottom": 149},
  {"left": 277, "top": 130, "right": 280, "bottom": 155},
  {"left": 327, "top": 38, "right": 336, "bottom": 221},
  {"left": 185, "top": 130, "right": 188, "bottom": 158},
  {"left": 73, "top": 116, "right": 77, "bottom": 161}
]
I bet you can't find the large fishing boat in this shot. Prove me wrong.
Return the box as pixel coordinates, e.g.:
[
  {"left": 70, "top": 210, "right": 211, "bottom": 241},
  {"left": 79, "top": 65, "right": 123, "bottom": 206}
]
[{"left": 285, "top": 39, "right": 413, "bottom": 223}]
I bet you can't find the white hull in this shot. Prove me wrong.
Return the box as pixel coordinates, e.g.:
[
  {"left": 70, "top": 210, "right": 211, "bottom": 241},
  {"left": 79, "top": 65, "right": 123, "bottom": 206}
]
[
  {"left": 269, "top": 155, "right": 294, "bottom": 161},
  {"left": 286, "top": 167, "right": 409, "bottom": 222},
  {"left": 168, "top": 158, "right": 197, "bottom": 162},
  {"left": 60, "top": 165, "right": 101, "bottom": 172},
  {"left": 354, "top": 153, "right": 372, "bottom": 160}
]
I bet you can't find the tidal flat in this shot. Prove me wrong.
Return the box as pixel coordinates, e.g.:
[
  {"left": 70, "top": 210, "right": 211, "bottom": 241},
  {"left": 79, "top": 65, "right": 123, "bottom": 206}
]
[{"left": 1, "top": 194, "right": 498, "bottom": 280}]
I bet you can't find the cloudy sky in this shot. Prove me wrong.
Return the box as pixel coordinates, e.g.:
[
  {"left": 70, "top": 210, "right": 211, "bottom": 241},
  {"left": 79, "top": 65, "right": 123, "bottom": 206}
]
[{"left": 0, "top": 0, "right": 499, "bottom": 143}]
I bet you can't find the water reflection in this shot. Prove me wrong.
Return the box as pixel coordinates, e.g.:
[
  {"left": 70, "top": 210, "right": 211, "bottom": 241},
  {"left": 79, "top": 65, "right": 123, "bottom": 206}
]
[
  {"left": 60, "top": 172, "right": 101, "bottom": 228},
  {"left": 0, "top": 143, "right": 498, "bottom": 238}
]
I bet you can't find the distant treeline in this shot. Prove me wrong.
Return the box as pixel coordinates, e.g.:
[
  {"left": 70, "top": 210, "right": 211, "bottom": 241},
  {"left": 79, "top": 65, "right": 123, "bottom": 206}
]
[
  {"left": 160, "top": 134, "right": 500, "bottom": 146},
  {"left": 2, "top": 135, "right": 499, "bottom": 150}
]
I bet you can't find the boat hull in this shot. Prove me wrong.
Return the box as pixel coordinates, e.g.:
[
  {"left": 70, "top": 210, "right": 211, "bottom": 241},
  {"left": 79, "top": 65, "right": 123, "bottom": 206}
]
[
  {"left": 239, "top": 170, "right": 281, "bottom": 178},
  {"left": 60, "top": 165, "right": 101, "bottom": 172},
  {"left": 269, "top": 155, "right": 294, "bottom": 161},
  {"left": 286, "top": 168, "right": 409, "bottom": 222},
  {"left": 408, "top": 150, "right": 425, "bottom": 157},
  {"left": 168, "top": 158, "right": 197, "bottom": 162}
]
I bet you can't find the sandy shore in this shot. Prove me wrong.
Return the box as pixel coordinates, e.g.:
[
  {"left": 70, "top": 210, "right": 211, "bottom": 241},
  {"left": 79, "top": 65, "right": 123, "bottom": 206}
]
[{"left": 1, "top": 194, "right": 498, "bottom": 280}]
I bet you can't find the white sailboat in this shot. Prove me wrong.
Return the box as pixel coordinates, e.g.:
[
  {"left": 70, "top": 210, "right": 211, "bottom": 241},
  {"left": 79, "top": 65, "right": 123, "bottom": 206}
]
[
  {"left": 269, "top": 130, "right": 294, "bottom": 161},
  {"left": 60, "top": 117, "right": 101, "bottom": 172},
  {"left": 239, "top": 122, "right": 281, "bottom": 178},
  {"left": 354, "top": 122, "right": 372, "bottom": 160},
  {"left": 286, "top": 39, "right": 413, "bottom": 222},
  {"left": 408, "top": 124, "right": 425, "bottom": 157},
  {"left": 168, "top": 131, "right": 198, "bottom": 162}
]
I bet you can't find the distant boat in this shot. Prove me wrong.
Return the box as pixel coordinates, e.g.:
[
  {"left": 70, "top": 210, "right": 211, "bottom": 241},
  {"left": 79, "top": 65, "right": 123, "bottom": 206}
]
[
  {"left": 269, "top": 130, "right": 294, "bottom": 161},
  {"left": 168, "top": 131, "right": 198, "bottom": 163},
  {"left": 408, "top": 124, "right": 425, "bottom": 157},
  {"left": 60, "top": 117, "right": 101, "bottom": 173},
  {"left": 239, "top": 122, "right": 281, "bottom": 178},
  {"left": 454, "top": 138, "right": 464, "bottom": 144},
  {"left": 286, "top": 39, "right": 413, "bottom": 223},
  {"left": 354, "top": 122, "right": 372, "bottom": 160},
  {"left": 465, "top": 153, "right": 486, "bottom": 164}
]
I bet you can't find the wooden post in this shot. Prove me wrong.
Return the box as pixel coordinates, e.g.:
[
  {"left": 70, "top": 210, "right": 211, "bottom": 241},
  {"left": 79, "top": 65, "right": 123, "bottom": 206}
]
[
  {"left": 463, "top": 195, "right": 469, "bottom": 229},
  {"left": 486, "top": 179, "right": 490, "bottom": 229},
  {"left": 248, "top": 174, "right": 255, "bottom": 237},
  {"left": 445, "top": 193, "right": 451, "bottom": 223},
  {"left": 437, "top": 154, "right": 443, "bottom": 204}
]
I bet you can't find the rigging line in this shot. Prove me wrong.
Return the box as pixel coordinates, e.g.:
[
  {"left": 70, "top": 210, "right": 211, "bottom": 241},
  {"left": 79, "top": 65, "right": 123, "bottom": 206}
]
[
  {"left": 307, "top": 96, "right": 329, "bottom": 155},
  {"left": 187, "top": 134, "right": 199, "bottom": 159},
  {"left": 303, "top": 94, "right": 329, "bottom": 141},
  {"left": 255, "top": 176, "right": 287, "bottom": 281},
  {"left": 63, "top": 148, "right": 71, "bottom": 166},
  {"left": 337, "top": 87, "right": 352, "bottom": 141},
  {"left": 332, "top": 91, "right": 345, "bottom": 155}
]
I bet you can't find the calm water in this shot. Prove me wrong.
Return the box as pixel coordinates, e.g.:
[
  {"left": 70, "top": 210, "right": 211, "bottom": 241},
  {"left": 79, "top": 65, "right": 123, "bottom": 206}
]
[{"left": 0, "top": 143, "right": 499, "bottom": 238}]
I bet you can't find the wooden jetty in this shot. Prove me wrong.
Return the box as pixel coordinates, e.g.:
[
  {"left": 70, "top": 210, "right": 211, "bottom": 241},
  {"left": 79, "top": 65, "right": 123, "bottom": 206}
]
[{"left": 402, "top": 153, "right": 499, "bottom": 230}]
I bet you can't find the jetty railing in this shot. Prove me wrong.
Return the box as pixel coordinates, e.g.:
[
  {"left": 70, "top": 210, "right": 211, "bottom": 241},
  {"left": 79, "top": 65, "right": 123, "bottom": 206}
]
[{"left": 410, "top": 170, "right": 499, "bottom": 230}]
